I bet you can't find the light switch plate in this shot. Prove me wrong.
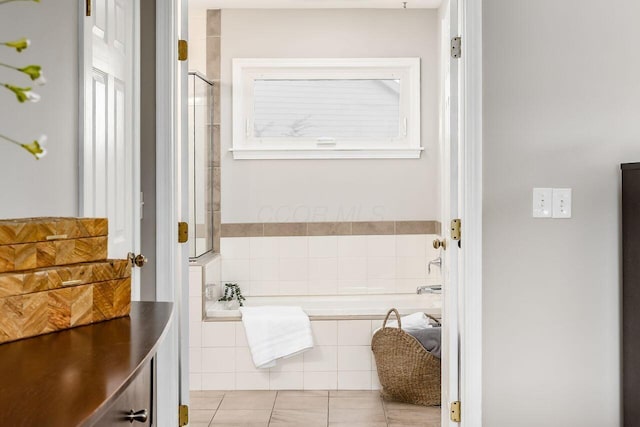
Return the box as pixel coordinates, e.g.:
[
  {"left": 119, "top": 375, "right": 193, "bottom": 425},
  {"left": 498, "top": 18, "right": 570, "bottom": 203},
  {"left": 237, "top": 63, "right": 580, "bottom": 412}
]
[
  {"left": 533, "top": 188, "right": 553, "bottom": 218},
  {"left": 553, "top": 188, "right": 572, "bottom": 218}
]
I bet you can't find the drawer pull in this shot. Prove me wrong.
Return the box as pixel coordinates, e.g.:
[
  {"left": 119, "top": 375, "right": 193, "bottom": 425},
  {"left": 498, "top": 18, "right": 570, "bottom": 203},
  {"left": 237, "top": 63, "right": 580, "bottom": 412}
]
[
  {"left": 125, "top": 409, "right": 148, "bottom": 423},
  {"left": 62, "top": 279, "right": 83, "bottom": 287}
]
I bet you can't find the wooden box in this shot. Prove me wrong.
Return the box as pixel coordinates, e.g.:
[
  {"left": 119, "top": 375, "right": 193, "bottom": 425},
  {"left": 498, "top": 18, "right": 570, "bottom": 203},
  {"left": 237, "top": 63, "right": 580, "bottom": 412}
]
[
  {"left": 0, "top": 260, "right": 131, "bottom": 298},
  {"left": 0, "top": 218, "right": 108, "bottom": 273},
  {"left": 0, "top": 278, "right": 131, "bottom": 344},
  {"left": 0, "top": 218, "right": 132, "bottom": 344}
]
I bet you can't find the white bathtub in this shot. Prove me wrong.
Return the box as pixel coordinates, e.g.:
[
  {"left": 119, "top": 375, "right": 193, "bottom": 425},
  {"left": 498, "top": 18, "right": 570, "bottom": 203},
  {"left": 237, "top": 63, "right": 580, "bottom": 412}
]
[{"left": 205, "top": 293, "right": 441, "bottom": 320}]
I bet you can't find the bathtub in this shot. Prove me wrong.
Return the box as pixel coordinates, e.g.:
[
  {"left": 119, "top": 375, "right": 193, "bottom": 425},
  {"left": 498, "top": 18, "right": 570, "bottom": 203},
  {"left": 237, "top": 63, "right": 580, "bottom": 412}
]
[{"left": 204, "top": 293, "right": 441, "bottom": 321}]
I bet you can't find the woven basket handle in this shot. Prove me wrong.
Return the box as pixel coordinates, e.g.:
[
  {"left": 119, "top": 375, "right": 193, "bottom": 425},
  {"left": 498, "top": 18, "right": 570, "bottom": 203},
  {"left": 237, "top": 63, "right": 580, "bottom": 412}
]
[
  {"left": 382, "top": 308, "right": 401, "bottom": 329},
  {"left": 425, "top": 313, "right": 442, "bottom": 326}
]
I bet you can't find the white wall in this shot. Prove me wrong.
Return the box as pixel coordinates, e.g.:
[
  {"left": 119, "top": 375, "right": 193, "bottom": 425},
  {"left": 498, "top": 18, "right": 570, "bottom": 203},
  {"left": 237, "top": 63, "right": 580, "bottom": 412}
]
[
  {"left": 0, "top": 0, "right": 78, "bottom": 218},
  {"left": 219, "top": 9, "right": 440, "bottom": 223},
  {"left": 483, "top": 0, "right": 640, "bottom": 425}
]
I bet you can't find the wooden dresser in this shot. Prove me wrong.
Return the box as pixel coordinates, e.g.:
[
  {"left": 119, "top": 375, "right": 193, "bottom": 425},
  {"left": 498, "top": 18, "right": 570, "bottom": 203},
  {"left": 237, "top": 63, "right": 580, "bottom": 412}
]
[
  {"left": 0, "top": 302, "right": 172, "bottom": 426},
  {"left": 623, "top": 162, "right": 640, "bottom": 426}
]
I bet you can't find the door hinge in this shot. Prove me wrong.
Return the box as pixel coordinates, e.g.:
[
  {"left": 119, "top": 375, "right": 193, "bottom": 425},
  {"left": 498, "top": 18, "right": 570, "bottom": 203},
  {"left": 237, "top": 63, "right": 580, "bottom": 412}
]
[
  {"left": 85, "top": 0, "right": 91, "bottom": 17},
  {"left": 451, "top": 218, "right": 461, "bottom": 241},
  {"left": 178, "top": 222, "right": 189, "bottom": 243},
  {"left": 178, "top": 40, "right": 188, "bottom": 61},
  {"left": 451, "top": 36, "right": 462, "bottom": 59},
  {"left": 179, "top": 404, "right": 189, "bottom": 426},
  {"left": 450, "top": 401, "right": 461, "bottom": 422}
]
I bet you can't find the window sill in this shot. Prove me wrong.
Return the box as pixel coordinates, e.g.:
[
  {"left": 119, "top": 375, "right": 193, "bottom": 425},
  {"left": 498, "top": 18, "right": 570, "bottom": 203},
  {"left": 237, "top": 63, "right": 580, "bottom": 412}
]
[{"left": 229, "top": 147, "right": 424, "bottom": 160}]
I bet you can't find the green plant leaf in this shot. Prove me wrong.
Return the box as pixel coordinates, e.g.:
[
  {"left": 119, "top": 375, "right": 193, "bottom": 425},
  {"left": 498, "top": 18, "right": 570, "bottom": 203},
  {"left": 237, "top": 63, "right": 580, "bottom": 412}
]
[
  {"left": 2, "top": 38, "right": 30, "bottom": 52},
  {"left": 3, "top": 84, "right": 40, "bottom": 103}
]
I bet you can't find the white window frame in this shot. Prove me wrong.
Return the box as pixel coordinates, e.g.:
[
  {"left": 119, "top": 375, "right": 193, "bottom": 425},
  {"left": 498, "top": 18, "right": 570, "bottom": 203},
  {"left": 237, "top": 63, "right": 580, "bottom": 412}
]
[{"left": 231, "top": 58, "right": 422, "bottom": 160}]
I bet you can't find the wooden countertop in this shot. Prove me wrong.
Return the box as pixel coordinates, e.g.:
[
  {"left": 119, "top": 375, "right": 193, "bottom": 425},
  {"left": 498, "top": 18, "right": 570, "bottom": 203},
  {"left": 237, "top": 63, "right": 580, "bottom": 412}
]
[{"left": 0, "top": 301, "right": 173, "bottom": 427}]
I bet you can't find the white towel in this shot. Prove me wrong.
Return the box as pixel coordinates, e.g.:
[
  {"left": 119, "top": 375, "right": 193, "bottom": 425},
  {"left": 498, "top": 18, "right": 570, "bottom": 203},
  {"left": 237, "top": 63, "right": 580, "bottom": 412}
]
[
  {"left": 384, "top": 312, "right": 433, "bottom": 332},
  {"left": 239, "top": 306, "right": 314, "bottom": 369}
]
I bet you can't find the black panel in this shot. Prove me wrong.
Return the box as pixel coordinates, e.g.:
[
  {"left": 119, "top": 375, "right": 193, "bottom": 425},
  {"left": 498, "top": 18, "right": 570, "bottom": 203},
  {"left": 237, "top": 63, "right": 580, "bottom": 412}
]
[{"left": 623, "top": 165, "right": 640, "bottom": 426}]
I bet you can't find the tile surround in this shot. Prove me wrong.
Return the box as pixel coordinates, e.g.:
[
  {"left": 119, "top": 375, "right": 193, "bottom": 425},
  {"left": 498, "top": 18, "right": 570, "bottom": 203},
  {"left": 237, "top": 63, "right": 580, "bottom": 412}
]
[
  {"left": 221, "top": 221, "right": 440, "bottom": 237},
  {"left": 189, "top": 262, "right": 386, "bottom": 392},
  {"left": 219, "top": 234, "right": 441, "bottom": 297},
  {"left": 188, "top": 236, "right": 440, "bottom": 393},
  {"left": 205, "top": 10, "right": 221, "bottom": 254},
  {"left": 190, "top": 318, "right": 388, "bottom": 391}
]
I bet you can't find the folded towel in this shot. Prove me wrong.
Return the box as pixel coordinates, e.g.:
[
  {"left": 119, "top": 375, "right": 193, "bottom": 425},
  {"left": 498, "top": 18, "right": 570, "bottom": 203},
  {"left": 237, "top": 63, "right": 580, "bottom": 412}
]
[
  {"left": 408, "top": 327, "right": 442, "bottom": 358},
  {"left": 384, "top": 312, "right": 433, "bottom": 332},
  {"left": 239, "top": 306, "right": 314, "bottom": 369}
]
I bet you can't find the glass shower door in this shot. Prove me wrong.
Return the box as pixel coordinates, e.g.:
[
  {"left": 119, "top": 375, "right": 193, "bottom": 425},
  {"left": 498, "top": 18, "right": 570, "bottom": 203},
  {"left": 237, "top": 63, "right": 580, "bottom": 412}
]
[{"left": 188, "top": 72, "right": 215, "bottom": 258}]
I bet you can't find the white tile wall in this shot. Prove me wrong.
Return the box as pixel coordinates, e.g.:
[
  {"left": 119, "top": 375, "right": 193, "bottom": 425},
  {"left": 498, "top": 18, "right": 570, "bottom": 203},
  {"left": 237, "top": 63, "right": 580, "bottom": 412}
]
[
  {"left": 304, "top": 371, "right": 338, "bottom": 390},
  {"left": 250, "top": 236, "right": 279, "bottom": 259},
  {"left": 270, "top": 371, "right": 304, "bottom": 390},
  {"left": 218, "top": 234, "right": 441, "bottom": 297},
  {"left": 338, "top": 236, "right": 367, "bottom": 257},
  {"left": 338, "top": 371, "right": 372, "bottom": 390},
  {"left": 201, "top": 373, "right": 234, "bottom": 390},
  {"left": 338, "top": 346, "right": 372, "bottom": 371},
  {"left": 308, "top": 236, "right": 338, "bottom": 258},
  {"left": 202, "top": 322, "right": 235, "bottom": 347},
  {"left": 311, "top": 321, "right": 338, "bottom": 346},
  {"left": 337, "top": 320, "right": 372, "bottom": 346},
  {"left": 191, "top": 318, "right": 382, "bottom": 391},
  {"left": 202, "top": 347, "right": 235, "bottom": 372},
  {"left": 188, "top": 235, "right": 441, "bottom": 391}
]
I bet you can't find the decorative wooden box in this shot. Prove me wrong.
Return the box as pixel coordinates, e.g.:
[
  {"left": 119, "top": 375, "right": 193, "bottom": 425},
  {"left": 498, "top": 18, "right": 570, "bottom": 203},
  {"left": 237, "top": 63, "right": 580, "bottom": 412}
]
[
  {"left": 0, "top": 217, "right": 108, "bottom": 273},
  {"left": 0, "top": 218, "right": 131, "bottom": 344}
]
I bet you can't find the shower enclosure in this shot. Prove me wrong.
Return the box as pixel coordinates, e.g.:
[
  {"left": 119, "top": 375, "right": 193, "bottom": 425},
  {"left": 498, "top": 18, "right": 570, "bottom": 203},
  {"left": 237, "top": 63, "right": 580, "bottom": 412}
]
[{"left": 188, "top": 72, "right": 215, "bottom": 258}]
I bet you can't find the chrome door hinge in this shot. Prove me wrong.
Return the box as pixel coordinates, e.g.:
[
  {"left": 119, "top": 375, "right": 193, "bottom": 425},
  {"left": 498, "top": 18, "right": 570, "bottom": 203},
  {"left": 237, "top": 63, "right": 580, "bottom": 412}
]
[
  {"left": 178, "top": 40, "right": 188, "bottom": 61},
  {"left": 451, "top": 218, "right": 461, "bottom": 241},
  {"left": 178, "top": 222, "right": 189, "bottom": 243},
  {"left": 179, "top": 405, "right": 189, "bottom": 426},
  {"left": 450, "top": 401, "right": 461, "bottom": 422},
  {"left": 85, "top": 0, "right": 91, "bottom": 17},
  {"left": 451, "top": 36, "right": 462, "bottom": 59}
]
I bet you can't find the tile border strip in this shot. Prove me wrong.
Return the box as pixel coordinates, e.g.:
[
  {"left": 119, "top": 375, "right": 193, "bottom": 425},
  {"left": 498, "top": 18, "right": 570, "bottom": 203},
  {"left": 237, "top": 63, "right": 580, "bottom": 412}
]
[{"left": 220, "top": 221, "right": 441, "bottom": 238}]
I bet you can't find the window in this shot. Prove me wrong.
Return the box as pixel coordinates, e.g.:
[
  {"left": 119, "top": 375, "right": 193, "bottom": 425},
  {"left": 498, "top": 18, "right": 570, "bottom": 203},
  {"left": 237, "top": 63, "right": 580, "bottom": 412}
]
[{"left": 232, "top": 58, "right": 422, "bottom": 159}]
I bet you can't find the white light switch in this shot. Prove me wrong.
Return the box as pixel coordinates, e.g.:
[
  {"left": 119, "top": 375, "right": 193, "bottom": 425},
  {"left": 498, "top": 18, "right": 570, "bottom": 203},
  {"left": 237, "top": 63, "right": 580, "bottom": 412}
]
[
  {"left": 552, "top": 188, "right": 572, "bottom": 218},
  {"left": 533, "top": 188, "right": 553, "bottom": 218}
]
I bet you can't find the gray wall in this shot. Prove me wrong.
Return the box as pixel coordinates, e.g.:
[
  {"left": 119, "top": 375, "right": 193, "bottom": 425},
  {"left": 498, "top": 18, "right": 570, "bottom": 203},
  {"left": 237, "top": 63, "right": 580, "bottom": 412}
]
[
  {"left": 483, "top": 0, "right": 640, "bottom": 425},
  {"left": 0, "top": 0, "right": 78, "bottom": 218},
  {"left": 220, "top": 9, "right": 440, "bottom": 223}
]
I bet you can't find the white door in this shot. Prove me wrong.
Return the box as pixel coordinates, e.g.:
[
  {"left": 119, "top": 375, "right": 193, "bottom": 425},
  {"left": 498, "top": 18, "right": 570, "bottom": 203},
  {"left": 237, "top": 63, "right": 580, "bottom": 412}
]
[
  {"left": 177, "top": 0, "right": 191, "bottom": 410},
  {"left": 80, "top": 0, "right": 141, "bottom": 299},
  {"left": 440, "top": 0, "right": 461, "bottom": 425}
]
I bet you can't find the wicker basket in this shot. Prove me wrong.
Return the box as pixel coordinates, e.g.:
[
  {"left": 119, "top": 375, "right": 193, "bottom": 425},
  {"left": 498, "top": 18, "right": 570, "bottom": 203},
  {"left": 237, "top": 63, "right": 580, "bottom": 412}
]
[{"left": 371, "top": 308, "right": 441, "bottom": 406}]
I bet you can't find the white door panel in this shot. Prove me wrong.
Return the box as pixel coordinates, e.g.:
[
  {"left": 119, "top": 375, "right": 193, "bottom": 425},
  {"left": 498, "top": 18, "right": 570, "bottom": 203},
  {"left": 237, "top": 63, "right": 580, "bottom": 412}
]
[{"left": 81, "top": 0, "right": 140, "bottom": 299}]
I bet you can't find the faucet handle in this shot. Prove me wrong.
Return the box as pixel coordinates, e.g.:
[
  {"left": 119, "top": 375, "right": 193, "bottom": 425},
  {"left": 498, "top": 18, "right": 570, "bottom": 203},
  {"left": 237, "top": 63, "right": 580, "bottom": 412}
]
[{"left": 427, "top": 256, "right": 443, "bottom": 274}]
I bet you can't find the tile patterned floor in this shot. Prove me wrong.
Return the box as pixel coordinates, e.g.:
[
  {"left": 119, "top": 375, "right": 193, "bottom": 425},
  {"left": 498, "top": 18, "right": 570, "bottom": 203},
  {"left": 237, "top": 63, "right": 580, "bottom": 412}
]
[{"left": 189, "top": 390, "right": 441, "bottom": 427}]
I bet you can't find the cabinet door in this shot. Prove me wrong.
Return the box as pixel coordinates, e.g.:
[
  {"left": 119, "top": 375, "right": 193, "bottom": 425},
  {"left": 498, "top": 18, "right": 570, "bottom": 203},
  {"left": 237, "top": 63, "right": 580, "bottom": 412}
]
[{"left": 94, "top": 364, "right": 152, "bottom": 426}]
